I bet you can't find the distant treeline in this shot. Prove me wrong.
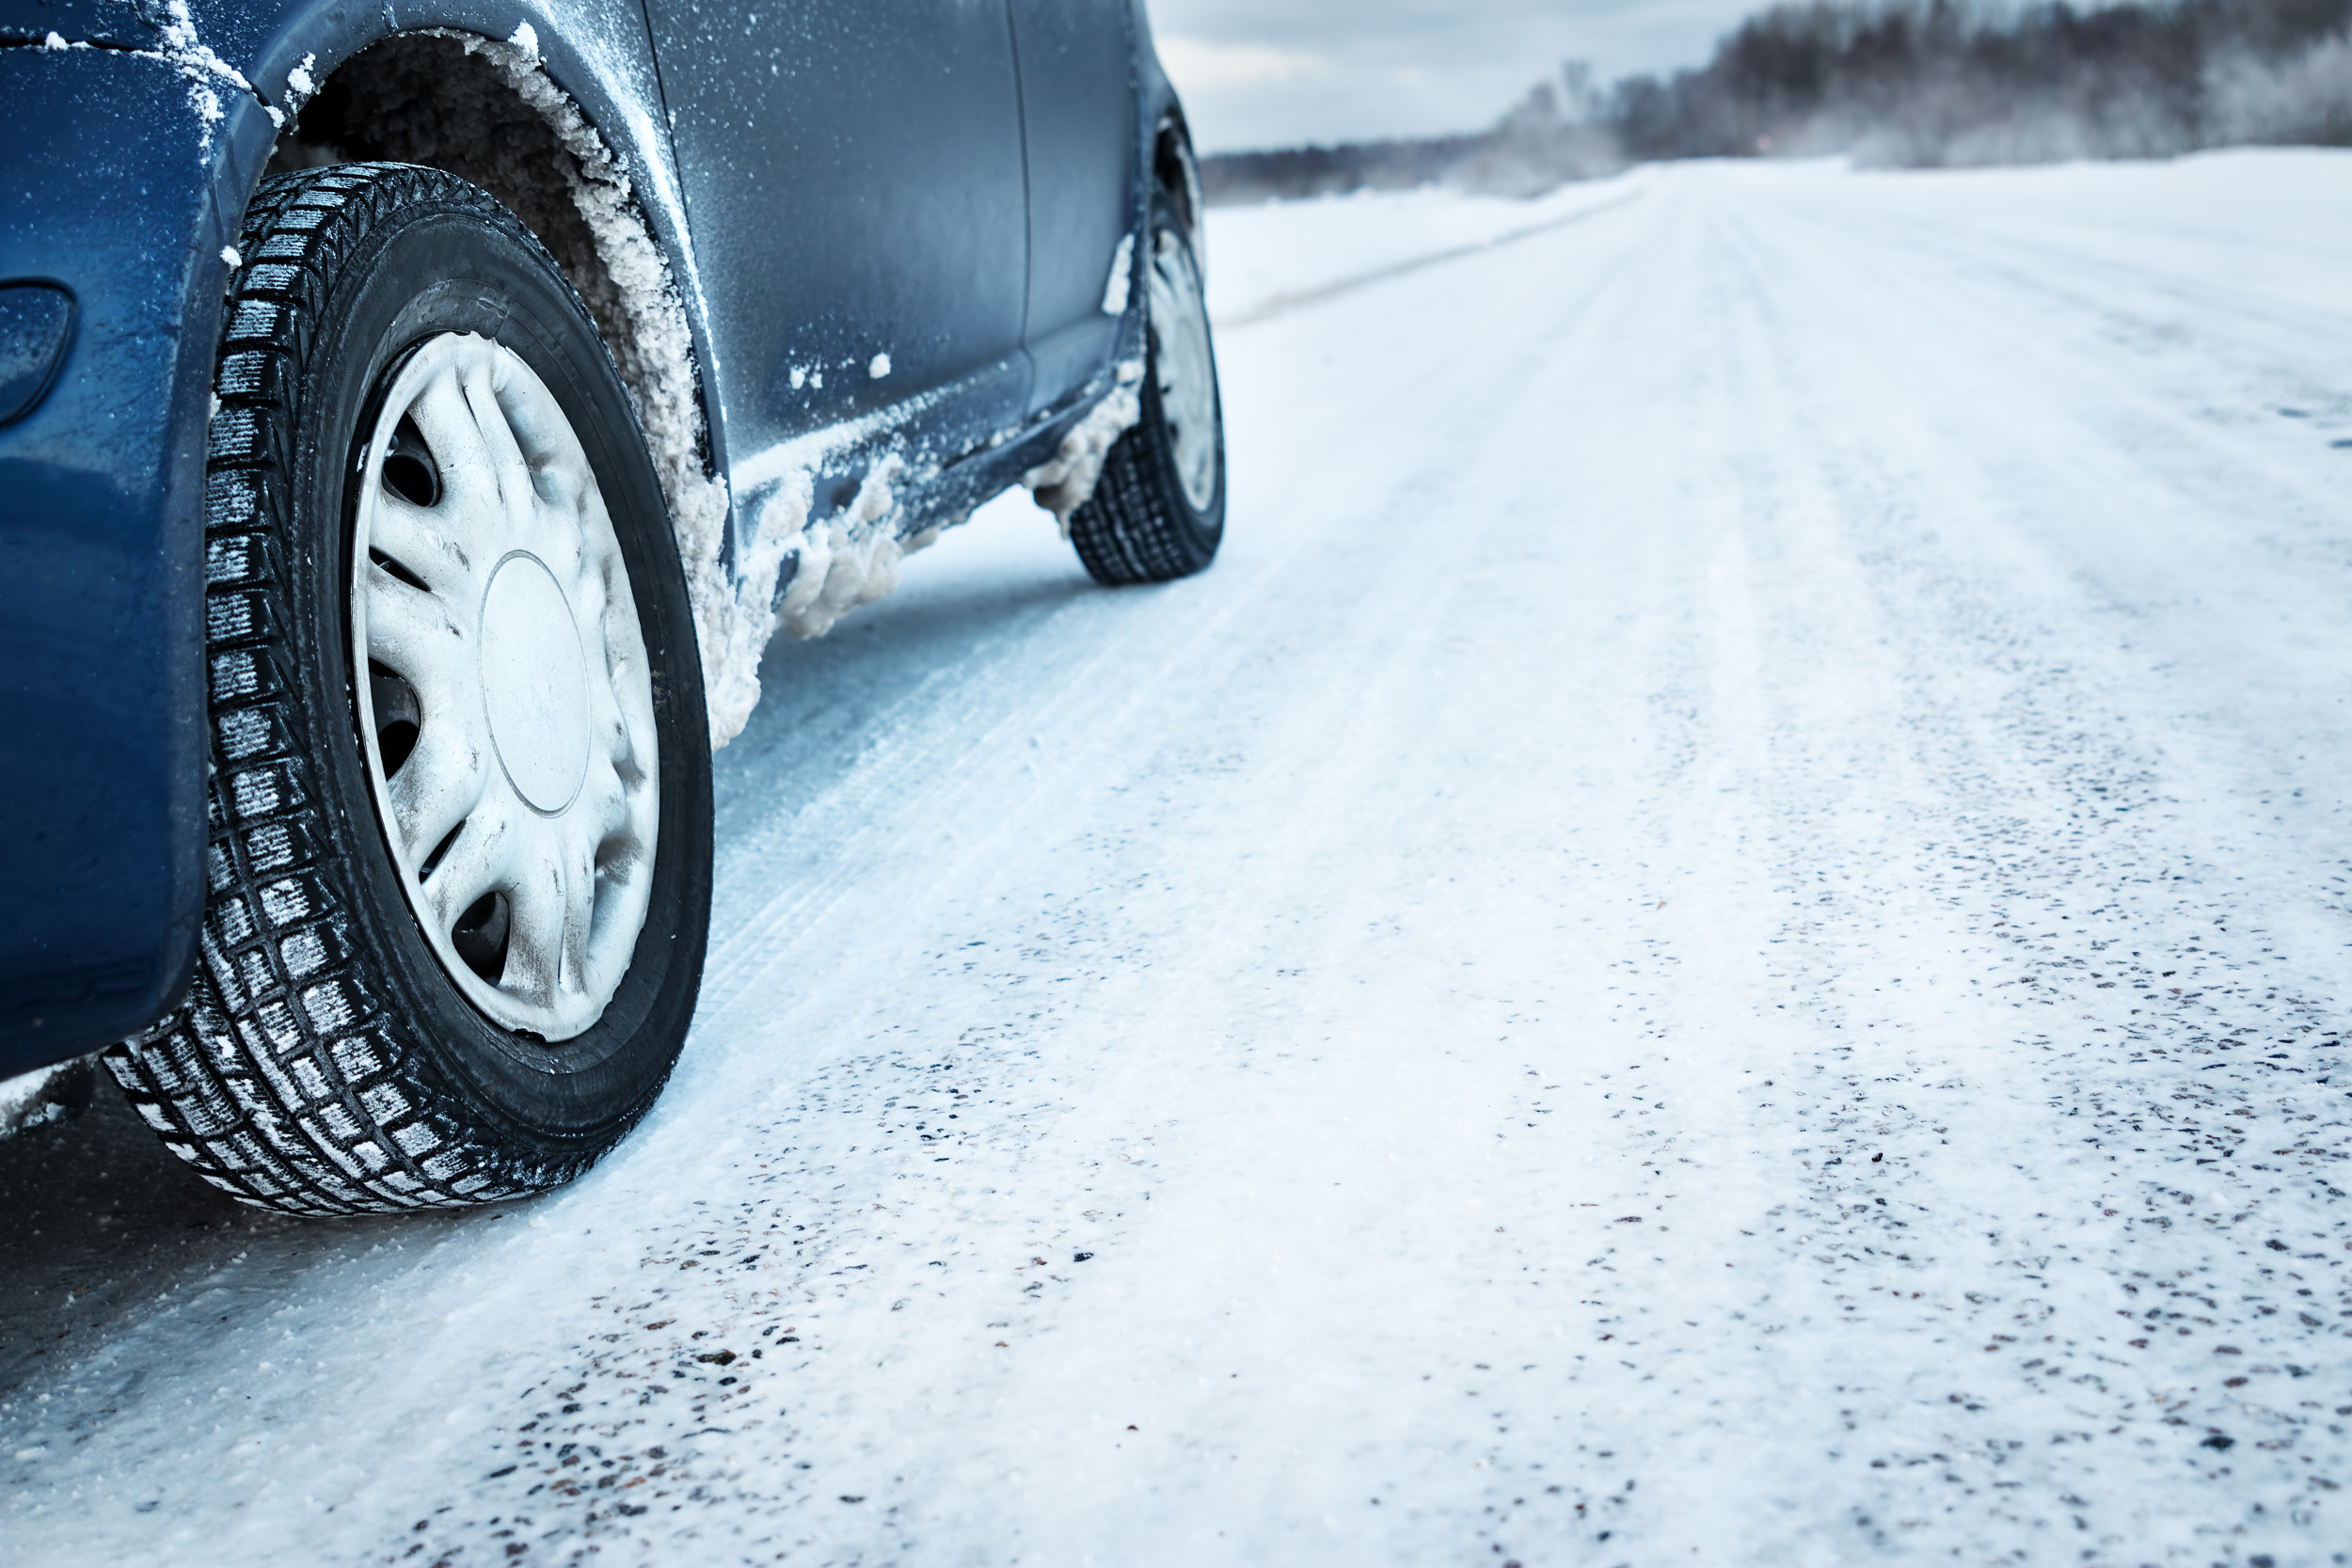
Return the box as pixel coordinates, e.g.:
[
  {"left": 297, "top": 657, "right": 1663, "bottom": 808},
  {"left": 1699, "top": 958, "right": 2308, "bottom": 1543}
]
[{"left": 1199, "top": 0, "right": 2352, "bottom": 203}]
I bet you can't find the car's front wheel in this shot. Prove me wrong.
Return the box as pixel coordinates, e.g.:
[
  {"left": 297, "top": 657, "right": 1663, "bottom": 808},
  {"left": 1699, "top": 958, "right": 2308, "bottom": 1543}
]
[{"left": 106, "top": 164, "right": 711, "bottom": 1214}]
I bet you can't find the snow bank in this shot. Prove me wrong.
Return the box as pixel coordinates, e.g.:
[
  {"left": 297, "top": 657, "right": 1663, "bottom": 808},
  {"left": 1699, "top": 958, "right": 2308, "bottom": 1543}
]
[{"left": 0, "top": 1058, "right": 90, "bottom": 1138}]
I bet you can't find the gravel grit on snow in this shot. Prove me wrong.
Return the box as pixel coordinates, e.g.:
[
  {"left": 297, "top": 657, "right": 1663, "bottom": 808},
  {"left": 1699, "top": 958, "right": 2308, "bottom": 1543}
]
[{"left": 3, "top": 150, "right": 2351, "bottom": 1568}]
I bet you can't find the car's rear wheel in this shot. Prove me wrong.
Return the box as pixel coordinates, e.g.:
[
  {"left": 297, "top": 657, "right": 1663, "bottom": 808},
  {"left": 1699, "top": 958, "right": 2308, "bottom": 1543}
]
[
  {"left": 1067, "top": 186, "right": 1227, "bottom": 584},
  {"left": 104, "top": 163, "right": 711, "bottom": 1214}
]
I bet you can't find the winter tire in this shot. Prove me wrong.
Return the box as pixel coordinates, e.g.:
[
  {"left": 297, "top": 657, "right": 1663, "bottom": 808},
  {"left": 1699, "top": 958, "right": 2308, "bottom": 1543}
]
[
  {"left": 104, "top": 164, "right": 712, "bottom": 1215},
  {"left": 1068, "top": 185, "right": 1227, "bottom": 585}
]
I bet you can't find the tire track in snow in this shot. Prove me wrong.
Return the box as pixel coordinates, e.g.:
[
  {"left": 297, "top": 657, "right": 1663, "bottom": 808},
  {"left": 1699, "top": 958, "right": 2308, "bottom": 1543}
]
[
  {"left": 5, "top": 158, "right": 2350, "bottom": 1568},
  {"left": 376, "top": 176, "right": 1680, "bottom": 1567},
  {"left": 1213, "top": 186, "right": 1648, "bottom": 330}
]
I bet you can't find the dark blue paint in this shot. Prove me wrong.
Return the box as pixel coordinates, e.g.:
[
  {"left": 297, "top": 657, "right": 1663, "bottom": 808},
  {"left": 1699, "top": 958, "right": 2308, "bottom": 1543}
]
[
  {"left": 0, "top": 0, "right": 160, "bottom": 47},
  {"left": 0, "top": 0, "right": 1187, "bottom": 1077},
  {"left": 0, "top": 45, "right": 268, "bottom": 1076},
  {"left": 645, "top": 0, "right": 1036, "bottom": 459},
  {"left": 0, "top": 283, "right": 75, "bottom": 425}
]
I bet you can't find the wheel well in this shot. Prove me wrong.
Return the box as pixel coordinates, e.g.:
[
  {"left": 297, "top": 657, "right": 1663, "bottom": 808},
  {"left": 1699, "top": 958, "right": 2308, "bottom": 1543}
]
[
  {"left": 1154, "top": 116, "right": 1203, "bottom": 244},
  {"left": 269, "top": 35, "right": 657, "bottom": 441},
  {"left": 264, "top": 31, "right": 739, "bottom": 749}
]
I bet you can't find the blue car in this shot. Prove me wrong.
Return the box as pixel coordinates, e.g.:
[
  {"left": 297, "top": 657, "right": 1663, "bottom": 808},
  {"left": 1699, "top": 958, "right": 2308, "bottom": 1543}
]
[{"left": 0, "top": 0, "right": 1225, "bottom": 1212}]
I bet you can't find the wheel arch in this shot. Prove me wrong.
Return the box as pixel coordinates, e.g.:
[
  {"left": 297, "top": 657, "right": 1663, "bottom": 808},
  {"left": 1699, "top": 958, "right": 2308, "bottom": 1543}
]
[
  {"left": 1127, "top": 2, "right": 1198, "bottom": 224},
  {"left": 1152, "top": 108, "right": 1205, "bottom": 255},
  {"left": 236, "top": 10, "right": 736, "bottom": 657},
  {"left": 1123, "top": 8, "right": 1204, "bottom": 363}
]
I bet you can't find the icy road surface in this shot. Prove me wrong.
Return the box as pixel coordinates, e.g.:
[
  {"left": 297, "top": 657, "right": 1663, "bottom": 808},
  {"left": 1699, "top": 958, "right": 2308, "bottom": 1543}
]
[{"left": 7, "top": 152, "right": 2352, "bottom": 1566}]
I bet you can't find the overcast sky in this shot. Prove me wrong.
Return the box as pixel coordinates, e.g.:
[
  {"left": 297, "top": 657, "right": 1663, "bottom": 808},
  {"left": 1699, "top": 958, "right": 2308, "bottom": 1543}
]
[{"left": 1149, "top": 0, "right": 1765, "bottom": 150}]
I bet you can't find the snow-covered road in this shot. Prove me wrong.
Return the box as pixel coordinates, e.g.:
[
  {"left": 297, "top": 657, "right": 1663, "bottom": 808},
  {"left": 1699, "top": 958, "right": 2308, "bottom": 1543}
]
[{"left": 7, "top": 151, "right": 2352, "bottom": 1567}]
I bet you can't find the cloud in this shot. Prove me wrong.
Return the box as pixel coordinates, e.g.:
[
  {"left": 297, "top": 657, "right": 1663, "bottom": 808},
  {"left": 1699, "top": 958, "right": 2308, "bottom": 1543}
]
[
  {"left": 1154, "top": 37, "right": 1334, "bottom": 88},
  {"left": 1151, "top": 0, "right": 1764, "bottom": 150}
]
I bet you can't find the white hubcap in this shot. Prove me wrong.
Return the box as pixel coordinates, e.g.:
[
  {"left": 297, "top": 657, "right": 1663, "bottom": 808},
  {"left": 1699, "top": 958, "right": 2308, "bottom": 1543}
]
[
  {"left": 351, "top": 333, "right": 660, "bottom": 1041},
  {"left": 480, "top": 552, "right": 593, "bottom": 813},
  {"left": 1147, "top": 227, "right": 1219, "bottom": 514}
]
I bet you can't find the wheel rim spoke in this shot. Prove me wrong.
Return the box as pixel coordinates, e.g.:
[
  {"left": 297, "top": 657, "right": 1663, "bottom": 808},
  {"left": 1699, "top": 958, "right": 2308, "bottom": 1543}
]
[
  {"left": 361, "top": 564, "right": 475, "bottom": 714},
  {"left": 384, "top": 713, "right": 493, "bottom": 864},
  {"left": 558, "top": 832, "right": 596, "bottom": 1001},
  {"left": 458, "top": 354, "right": 548, "bottom": 550},
  {"left": 500, "top": 369, "right": 596, "bottom": 530},
  {"left": 351, "top": 332, "right": 661, "bottom": 1042},
  {"left": 498, "top": 818, "right": 572, "bottom": 1008},
  {"left": 417, "top": 788, "right": 518, "bottom": 933},
  {"left": 406, "top": 368, "right": 500, "bottom": 520},
  {"left": 368, "top": 489, "right": 477, "bottom": 594},
  {"left": 576, "top": 752, "right": 632, "bottom": 852}
]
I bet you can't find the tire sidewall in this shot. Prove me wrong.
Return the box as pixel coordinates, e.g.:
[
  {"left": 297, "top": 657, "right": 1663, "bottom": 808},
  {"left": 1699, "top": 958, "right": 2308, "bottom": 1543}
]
[{"left": 286, "top": 185, "right": 708, "bottom": 1147}]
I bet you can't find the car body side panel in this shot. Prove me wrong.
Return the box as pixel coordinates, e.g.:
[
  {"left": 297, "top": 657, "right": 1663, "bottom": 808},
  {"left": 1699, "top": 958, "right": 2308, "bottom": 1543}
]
[
  {"left": 1011, "top": 0, "right": 1136, "bottom": 415},
  {"left": 1130, "top": 0, "right": 1188, "bottom": 246},
  {"left": 640, "top": 0, "right": 1033, "bottom": 486}
]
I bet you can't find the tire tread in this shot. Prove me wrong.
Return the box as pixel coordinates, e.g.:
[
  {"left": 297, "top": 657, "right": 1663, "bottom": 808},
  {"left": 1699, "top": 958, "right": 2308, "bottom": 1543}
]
[
  {"left": 1067, "top": 423, "right": 1216, "bottom": 585},
  {"left": 104, "top": 165, "right": 598, "bottom": 1215}
]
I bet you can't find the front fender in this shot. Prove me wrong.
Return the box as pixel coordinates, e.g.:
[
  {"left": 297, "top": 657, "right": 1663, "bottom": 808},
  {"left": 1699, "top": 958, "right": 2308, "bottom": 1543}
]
[
  {"left": 0, "top": 0, "right": 712, "bottom": 1076},
  {"left": 0, "top": 41, "right": 271, "bottom": 1073}
]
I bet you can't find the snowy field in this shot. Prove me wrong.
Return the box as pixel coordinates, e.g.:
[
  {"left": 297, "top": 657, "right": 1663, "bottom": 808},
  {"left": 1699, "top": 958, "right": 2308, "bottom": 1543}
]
[{"left": 6, "top": 150, "right": 2352, "bottom": 1566}]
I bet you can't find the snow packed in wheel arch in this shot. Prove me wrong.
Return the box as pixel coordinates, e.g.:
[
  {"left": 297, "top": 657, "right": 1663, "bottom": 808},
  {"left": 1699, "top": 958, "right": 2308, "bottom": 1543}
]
[{"left": 0, "top": 0, "right": 1227, "bottom": 1212}]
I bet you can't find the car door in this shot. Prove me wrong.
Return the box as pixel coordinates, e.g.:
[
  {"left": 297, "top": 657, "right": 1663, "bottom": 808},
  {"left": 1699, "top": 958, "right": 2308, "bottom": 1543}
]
[
  {"left": 1008, "top": 0, "right": 1138, "bottom": 416},
  {"left": 642, "top": 0, "right": 1032, "bottom": 482}
]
